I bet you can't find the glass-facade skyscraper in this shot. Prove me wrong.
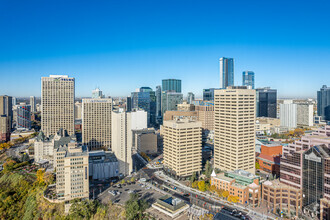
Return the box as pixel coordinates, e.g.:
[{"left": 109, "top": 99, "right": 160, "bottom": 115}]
[
  {"left": 242, "top": 71, "right": 255, "bottom": 89},
  {"left": 161, "top": 91, "right": 183, "bottom": 115},
  {"left": 17, "top": 104, "right": 31, "bottom": 129},
  {"left": 256, "top": 87, "right": 277, "bottom": 118},
  {"left": 317, "top": 85, "right": 330, "bottom": 121},
  {"left": 156, "top": 85, "right": 162, "bottom": 124},
  {"left": 203, "top": 88, "right": 217, "bottom": 101},
  {"left": 187, "top": 92, "right": 195, "bottom": 104},
  {"left": 162, "top": 79, "right": 181, "bottom": 93},
  {"left": 219, "top": 57, "right": 234, "bottom": 89},
  {"left": 131, "top": 87, "right": 156, "bottom": 127}
]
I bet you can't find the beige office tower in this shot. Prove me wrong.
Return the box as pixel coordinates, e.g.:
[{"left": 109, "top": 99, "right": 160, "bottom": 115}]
[
  {"left": 214, "top": 86, "right": 256, "bottom": 174},
  {"left": 55, "top": 142, "right": 89, "bottom": 201},
  {"left": 82, "top": 98, "right": 112, "bottom": 150},
  {"left": 111, "top": 110, "right": 133, "bottom": 176},
  {"left": 162, "top": 119, "right": 202, "bottom": 177},
  {"left": 196, "top": 105, "right": 214, "bottom": 131},
  {"left": 74, "top": 102, "right": 82, "bottom": 120},
  {"left": 41, "top": 75, "right": 75, "bottom": 137}
]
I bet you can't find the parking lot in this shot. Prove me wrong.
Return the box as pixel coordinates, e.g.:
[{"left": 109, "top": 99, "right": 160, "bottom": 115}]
[{"left": 98, "top": 179, "right": 165, "bottom": 205}]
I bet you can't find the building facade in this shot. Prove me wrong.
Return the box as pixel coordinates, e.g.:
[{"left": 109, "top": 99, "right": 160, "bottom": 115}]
[
  {"left": 214, "top": 86, "right": 256, "bottom": 173},
  {"left": 0, "top": 95, "right": 13, "bottom": 130},
  {"left": 162, "top": 79, "right": 181, "bottom": 93},
  {"left": 82, "top": 98, "right": 112, "bottom": 150},
  {"left": 16, "top": 104, "right": 31, "bottom": 129},
  {"left": 242, "top": 71, "right": 255, "bottom": 89},
  {"left": 162, "top": 119, "right": 202, "bottom": 177},
  {"left": 219, "top": 57, "right": 234, "bottom": 89},
  {"left": 196, "top": 105, "right": 214, "bottom": 131},
  {"left": 280, "top": 100, "right": 297, "bottom": 129},
  {"left": 203, "top": 88, "right": 217, "bottom": 101},
  {"left": 156, "top": 85, "right": 162, "bottom": 123},
  {"left": 297, "top": 103, "right": 313, "bottom": 127},
  {"left": 30, "top": 96, "right": 36, "bottom": 113},
  {"left": 131, "top": 87, "right": 156, "bottom": 127},
  {"left": 187, "top": 92, "right": 195, "bottom": 104},
  {"left": 41, "top": 75, "right": 75, "bottom": 137},
  {"left": 256, "top": 87, "right": 277, "bottom": 118},
  {"left": 317, "top": 85, "right": 330, "bottom": 121},
  {"left": 92, "top": 88, "right": 104, "bottom": 99},
  {"left": 161, "top": 91, "right": 183, "bottom": 116},
  {"left": 256, "top": 143, "right": 282, "bottom": 176}
]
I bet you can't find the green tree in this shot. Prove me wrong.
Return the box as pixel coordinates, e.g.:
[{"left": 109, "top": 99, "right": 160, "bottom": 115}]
[
  {"left": 190, "top": 172, "right": 197, "bottom": 183},
  {"left": 125, "top": 193, "right": 148, "bottom": 220},
  {"left": 255, "top": 161, "right": 260, "bottom": 169},
  {"left": 205, "top": 160, "right": 212, "bottom": 178},
  {"left": 68, "top": 199, "right": 98, "bottom": 219}
]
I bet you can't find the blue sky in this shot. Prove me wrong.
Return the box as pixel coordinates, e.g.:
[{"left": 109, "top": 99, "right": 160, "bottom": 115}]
[{"left": 0, "top": 0, "right": 329, "bottom": 98}]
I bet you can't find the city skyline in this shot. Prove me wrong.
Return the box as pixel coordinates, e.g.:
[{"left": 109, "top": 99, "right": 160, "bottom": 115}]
[{"left": 1, "top": 1, "right": 330, "bottom": 98}]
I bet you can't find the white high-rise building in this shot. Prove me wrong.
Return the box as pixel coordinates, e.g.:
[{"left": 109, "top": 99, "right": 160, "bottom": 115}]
[
  {"left": 280, "top": 100, "right": 297, "bottom": 129},
  {"left": 41, "top": 75, "right": 75, "bottom": 137},
  {"left": 131, "top": 110, "right": 147, "bottom": 130},
  {"left": 297, "top": 103, "right": 313, "bottom": 127},
  {"left": 112, "top": 109, "right": 133, "bottom": 176},
  {"left": 214, "top": 86, "right": 256, "bottom": 173},
  {"left": 30, "top": 96, "right": 36, "bottom": 113},
  {"left": 82, "top": 98, "right": 113, "bottom": 150}
]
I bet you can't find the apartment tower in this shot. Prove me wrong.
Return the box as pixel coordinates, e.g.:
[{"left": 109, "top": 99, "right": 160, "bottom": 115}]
[
  {"left": 162, "top": 119, "right": 202, "bottom": 177},
  {"left": 30, "top": 96, "right": 36, "bottom": 113},
  {"left": 82, "top": 98, "right": 112, "bottom": 150},
  {"left": 41, "top": 75, "right": 75, "bottom": 137},
  {"left": 214, "top": 86, "right": 256, "bottom": 173}
]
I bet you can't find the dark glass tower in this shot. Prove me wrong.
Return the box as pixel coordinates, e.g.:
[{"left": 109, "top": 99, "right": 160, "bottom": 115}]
[
  {"left": 317, "top": 85, "right": 330, "bottom": 121},
  {"left": 162, "top": 79, "right": 181, "bottom": 93},
  {"left": 131, "top": 87, "right": 156, "bottom": 127},
  {"left": 256, "top": 87, "right": 277, "bottom": 118},
  {"left": 242, "top": 71, "right": 255, "bottom": 89}
]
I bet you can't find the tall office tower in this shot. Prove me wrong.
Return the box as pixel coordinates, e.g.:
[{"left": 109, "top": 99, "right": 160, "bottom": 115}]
[
  {"left": 161, "top": 91, "right": 183, "bottom": 115},
  {"left": 280, "top": 100, "right": 297, "bottom": 129},
  {"left": 17, "top": 104, "right": 31, "bottom": 129},
  {"left": 242, "top": 71, "right": 255, "bottom": 89},
  {"left": 156, "top": 86, "right": 162, "bottom": 123},
  {"left": 196, "top": 104, "right": 214, "bottom": 131},
  {"left": 0, "top": 95, "right": 13, "bottom": 129},
  {"left": 131, "top": 87, "right": 156, "bottom": 127},
  {"left": 12, "top": 97, "right": 16, "bottom": 106},
  {"left": 162, "top": 79, "right": 182, "bottom": 93},
  {"left": 82, "top": 98, "right": 112, "bottom": 150},
  {"left": 41, "top": 75, "right": 75, "bottom": 137},
  {"left": 203, "top": 88, "right": 217, "bottom": 101},
  {"left": 111, "top": 109, "right": 133, "bottom": 175},
  {"left": 214, "top": 86, "right": 256, "bottom": 173},
  {"left": 256, "top": 87, "right": 277, "bottom": 118},
  {"left": 297, "top": 103, "right": 313, "bottom": 127},
  {"left": 0, "top": 115, "right": 9, "bottom": 142},
  {"left": 92, "top": 88, "right": 104, "bottom": 99},
  {"left": 54, "top": 141, "right": 89, "bottom": 201},
  {"left": 162, "top": 119, "right": 202, "bottom": 177},
  {"left": 187, "top": 92, "right": 195, "bottom": 104},
  {"left": 219, "top": 57, "right": 234, "bottom": 89},
  {"left": 317, "top": 85, "right": 330, "bottom": 121},
  {"left": 126, "top": 97, "right": 132, "bottom": 112},
  {"left": 30, "top": 96, "right": 36, "bottom": 113}
]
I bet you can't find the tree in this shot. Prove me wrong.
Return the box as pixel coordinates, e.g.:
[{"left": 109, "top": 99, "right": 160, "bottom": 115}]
[
  {"left": 121, "top": 179, "right": 125, "bottom": 185},
  {"left": 205, "top": 160, "right": 212, "bottom": 178},
  {"left": 21, "top": 153, "right": 30, "bottom": 162},
  {"left": 36, "top": 169, "right": 45, "bottom": 185},
  {"left": 130, "top": 177, "right": 135, "bottom": 183},
  {"left": 125, "top": 193, "right": 148, "bottom": 220},
  {"left": 255, "top": 161, "right": 260, "bottom": 169},
  {"left": 198, "top": 180, "right": 206, "bottom": 192},
  {"left": 192, "top": 181, "right": 198, "bottom": 189},
  {"left": 209, "top": 185, "right": 216, "bottom": 193},
  {"left": 190, "top": 172, "right": 197, "bottom": 183},
  {"left": 68, "top": 199, "right": 98, "bottom": 219},
  {"left": 3, "top": 159, "right": 17, "bottom": 172},
  {"left": 44, "top": 172, "right": 54, "bottom": 185},
  {"left": 222, "top": 190, "right": 229, "bottom": 198},
  {"left": 216, "top": 189, "right": 223, "bottom": 197}
]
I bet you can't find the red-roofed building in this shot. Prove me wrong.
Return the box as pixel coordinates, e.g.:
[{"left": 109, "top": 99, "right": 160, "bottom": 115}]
[{"left": 256, "top": 143, "right": 282, "bottom": 176}]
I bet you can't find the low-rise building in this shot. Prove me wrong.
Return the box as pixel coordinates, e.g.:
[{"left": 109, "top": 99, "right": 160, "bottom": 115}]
[
  {"left": 152, "top": 195, "right": 189, "bottom": 218},
  {"left": 177, "top": 101, "right": 195, "bottom": 111},
  {"left": 256, "top": 143, "right": 282, "bottom": 176},
  {"left": 89, "top": 150, "right": 119, "bottom": 180},
  {"left": 262, "top": 180, "right": 302, "bottom": 216},
  {"left": 210, "top": 169, "right": 261, "bottom": 207},
  {"left": 163, "top": 110, "right": 197, "bottom": 121},
  {"left": 132, "top": 128, "right": 158, "bottom": 154}
]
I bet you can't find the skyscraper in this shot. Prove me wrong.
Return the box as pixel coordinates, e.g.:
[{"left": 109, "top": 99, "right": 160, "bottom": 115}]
[
  {"left": 279, "top": 100, "right": 297, "bottom": 129},
  {"left": 17, "top": 104, "right": 31, "bottom": 129},
  {"left": 82, "top": 98, "right": 112, "bottom": 150},
  {"left": 156, "top": 85, "right": 162, "bottom": 122},
  {"left": 41, "top": 75, "right": 75, "bottom": 137},
  {"left": 162, "top": 118, "right": 202, "bottom": 177},
  {"left": 214, "top": 86, "right": 256, "bottom": 173},
  {"left": 256, "top": 87, "right": 277, "bottom": 118},
  {"left": 187, "top": 92, "right": 195, "bottom": 104},
  {"left": 162, "top": 79, "right": 181, "bottom": 93},
  {"left": 219, "top": 57, "right": 234, "bottom": 89},
  {"left": 317, "top": 85, "right": 330, "bottom": 121},
  {"left": 0, "top": 95, "right": 13, "bottom": 130},
  {"left": 30, "top": 96, "right": 36, "bottom": 113},
  {"left": 92, "top": 88, "right": 104, "bottom": 99},
  {"left": 161, "top": 91, "right": 183, "bottom": 116},
  {"left": 242, "top": 71, "right": 255, "bottom": 89},
  {"left": 131, "top": 87, "right": 156, "bottom": 127}
]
